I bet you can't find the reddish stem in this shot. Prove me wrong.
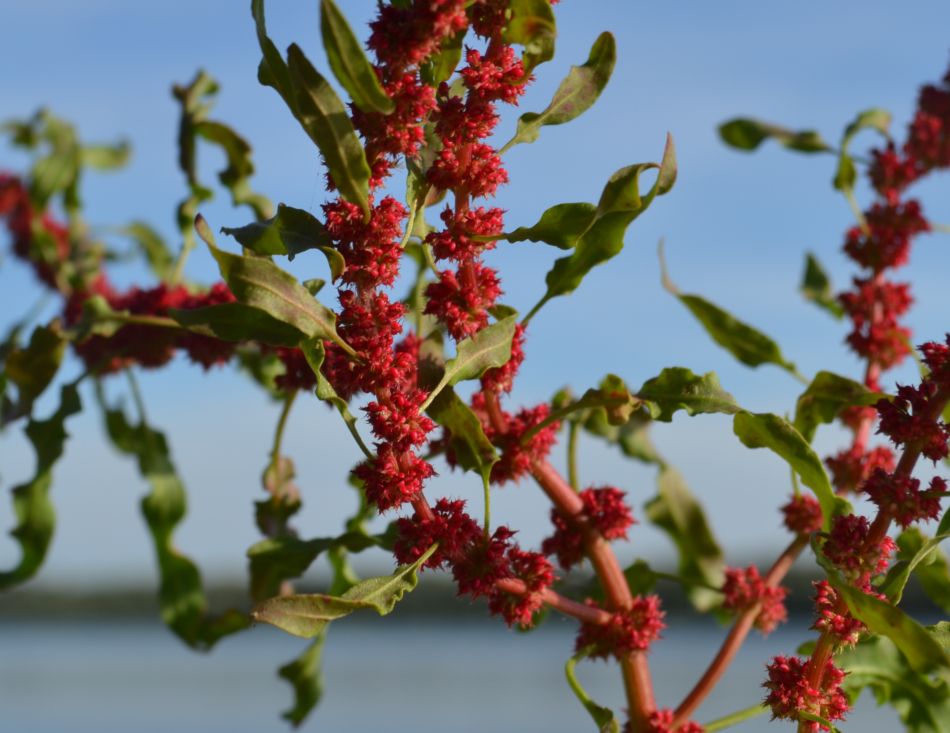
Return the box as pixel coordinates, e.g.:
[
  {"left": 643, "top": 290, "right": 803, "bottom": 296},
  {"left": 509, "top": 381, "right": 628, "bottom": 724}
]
[{"left": 494, "top": 577, "right": 613, "bottom": 625}]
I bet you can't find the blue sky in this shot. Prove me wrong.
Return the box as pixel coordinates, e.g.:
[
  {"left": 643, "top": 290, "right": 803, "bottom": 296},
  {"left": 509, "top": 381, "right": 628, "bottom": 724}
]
[{"left": 1, "top": 1, "right": 949, "bottom": 587}]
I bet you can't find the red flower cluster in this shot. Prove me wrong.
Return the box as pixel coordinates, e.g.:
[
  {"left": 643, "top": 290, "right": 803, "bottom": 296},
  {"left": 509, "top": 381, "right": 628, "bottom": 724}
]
[
  {"left": 780, "top": 494, "right": 823, "bottom": 535},
  {"left": 825, "top": 444, "right": 895, "bottom": 493},
  {"left": 471, "top": 397, "right": 560, "bottom": 484},
  {"left": 763, "top": 656, "right": 849, "bottom": 731},
  {"left": 394, "top": 498, "right": 482, "bottom": 569},
  {"left": 810, "top": 581, "right": 864, "bottom": 646},
  {"left": 575, "top": 595, "right": 665, "bottom": 658},
  {"left": 821, "top": 513, "right": 894, "bottom": 588},
  {"left": 719, "top": 565, "right": 787, "bottom": 635},
  {"left": 643, "top": 710, "right": 705, "bottom": 733},
  {"left": 543, "top": 486, "right": 635, "bottom": 569},
  {"left": 0, "top": 174, "right": 70, "bottom": 288}
]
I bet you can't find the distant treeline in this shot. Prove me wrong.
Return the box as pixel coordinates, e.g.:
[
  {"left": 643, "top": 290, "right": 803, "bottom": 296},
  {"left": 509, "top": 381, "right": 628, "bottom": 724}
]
[{"left": 1, "top": 567, "right": 944, "bottom": 624}]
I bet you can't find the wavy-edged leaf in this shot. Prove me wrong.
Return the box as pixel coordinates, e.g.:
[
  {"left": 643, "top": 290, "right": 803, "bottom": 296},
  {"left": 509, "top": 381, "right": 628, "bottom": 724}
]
[
  {"left": 565, "top": 650, "right": 621, "bottom": 733},
  {"left": 800, "top": 252, "right": 844, "bottom": 319},
  {"left": 221, "top": 203, "right": 340, "bottom": 277},
  {"left": 834, "top": 108, "right": 891, "bottom": 191},
  {"left": 645, "top": 467, "right": 724, "bottom": 611},
  {"left": 532, "top": 136, "right": 676, "bottom": 314},
  {"left": 80, "top": 141, "right": 130, "bottom": 170},
  {"left": 733, "top": 412, "right": 842, "bottom": 530},
  {"left": 193, "top": 120, "right": 272, "bottom": 219},
  {"left": 554, "top": 374, "right": 639, "bottom": 427},
  {"left": 252, "top": 544, "right": 437, "bottom": 638},
  {"left": 287, "top": 43, "right": 371, "bottom": 216},
  {"left": 320, "top": 0, "right": 393, "bottom": 114},
  {"left": 503, "top": 0, "right": 557, "bottom": 73},
  {"left": 0, "top": 383, "right": 80, "bottom": 590},
  {"left": 505, "top": 202, "right": 597, "bottom": 249},
  {"left": 423, "top": 313, "right": 518, "bottom": 408},
  {"left": 4, "top": 324, "right": 65, "bottom": 408},
  {"left": 506, "top": 31, "right": 615, "bottom": 149},
  {"left": 278, "top": 633, "right": 327, "bottom": 728},
  {"left": 793, "top": 370, "right": 883, "bottom": 442},
  {"left": 636, "top": 367, "right": 740, "bottom": 423},
  {"left": 195, "top": 216, "right": 352, "bottom": 355},
  {"left": 718, "top": 118, "right": 832, "bottom": 154},
  {"left": 169, "top": 302, "right": 305, "bottom": 346},
  {"left": 99, "top": 394, "right": 247, "bottom": 648},
  {"left": 119, "top": 222, "right": 174, "bottom": 281},
  {"left": 839, "top": 634, "right": 950, "bottom": 733}
]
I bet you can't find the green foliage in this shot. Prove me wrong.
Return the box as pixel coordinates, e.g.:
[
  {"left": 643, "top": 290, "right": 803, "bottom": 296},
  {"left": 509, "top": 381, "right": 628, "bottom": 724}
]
[
  {"left": 117, "top": 222, "right": 175, "bottom": 282},
  {"left": 881, "top": 523, "right": 950, "bottom": 612},
  {"left": 503, "top": 0, "right": 557, "bottom": 73},
  {"left": 195, "top": 215, "right": 353, "bottom": 355},
  {"left": 528, "top": 136, "right": 676, "bottom": 319},
  {"left": 645, "top": 467, "right": 725, "bottom": 611},
  {"left": 505, "top": 202, "right": 597, "bottom": 249},
  {"left": 839, "top": 634, "right": 950, "bottom": 733},
  {"left": 320, "top": 0, "right": 395, "bottom": 114},
  {"left": 565, "top": 650, "right": 621, "bottom": 733},
  {"left": 504, "top": 31, "right": 615, "bottom": 150},
  {"left": 3, "top": 324, "right": 66, "bottom": 414},
  {"left": 221, "top": 204, "right": 339, "bottom": 272},
  {"left": 800, "top": 252, "right": 844, "bottom": 319},
  {"left": 169, "top": 303, "right": 305, "bottom": 346},
  {"left": 0, "top": 383, "right": 80, "bottom": 589},
  {"left": 718, "top": 118, "right": 832, "bottom": 153},
  {"left": 732, "top": 412, "right": 843, "bottom": 530},
  {"left": 636, "top": 367, "right": 740, "bottom": 422},
  {"left": 793, "top": 370, "right": 884, "bottom": 442},
  {"left": 425, "top": 387, "right": 498, "bottom": 484},
  {"left": 99, "top": 390, "right": 247, "bottom": 648},
  {"left": 251, "top": 545, "right": 437, "bottom": 637},
  {"left": 833, "top": 108, "right": 891, "bottom": 192},
  {"left": 278, "top": 633, "right": 327, "bottom": 728}
]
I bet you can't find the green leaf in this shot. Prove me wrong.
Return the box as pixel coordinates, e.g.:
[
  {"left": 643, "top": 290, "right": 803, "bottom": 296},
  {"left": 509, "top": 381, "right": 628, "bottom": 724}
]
[
  {"left": 506, "top": 32, "right": 616, "bottom": 149},
  {"left": 320, "top": 0, "right": 394, "bottom": 114},
  {"left": 278, "top": 633, "right": 327, "bottom": 727},
  {"left": 425, "top": 387, "right": 498, "bottom": 484},
  {"left": 169, "top": 302, "right": 305, "bottom": 346},
  {"left": 718, "top": 118, "right": 832, "bottom": 153},
  {"left": 98, "top": 393, "right": 247, "bottom": 648},
  {"left": 636, "top": 367, "right": 740, "bottom": 423},
  {"left": 247, "top": 531, "right": 378, "bottom": 602},
  {"left": 793, "top": 371, "right": 884, "bottom": 442},
  {"left": 300, "top": 340, "right": 372, "bottom": 459},
  {"left": 251, "top": 545, "right": 437, "bottom": 638},
  {"left": 880, "top": 527, "right": 950, "bottom": 611},
  {"left": 833, "top": 108, "right": 891, "bottom": 192},
  {"left": 829, "top": 573, "right": 950, "bottom": 674},
  {"left": 645, "top": 467, "right": 725, "bottom": 611},
  {"left": 532, "top": 136, "right": 676, "bottom": 314},
  {"left": 505, "top": 202, "right": 597, "bottom": 250},
  {"left": 80, "top": 141, "right": 131, "bottom": 170},
  {"left": 732, "top": 411, "right": 842, "bottom": 530},
  {"left": 555, "top": 374, "right": 639, "bottom": 426},
  {"left": 221, "top": 203, "right": 341, "bottom": 276},
  {"left": 193, "top": 120, "right": 272, "bottom": 219},
  {"left": 286, "top": 44, "right": 371, "bottom": 217},
  {"left": 195, "top": 215, "right": 352, "bottom": 356},
  {"left": 800, "top": 252, "right": 844, "bottom": 320},
  {"left": 251, "top": 0, "right": 298, "bottom": 114},
  {"left": 581, "top": 408, "right": 663, "bottom": 466},
  {"left": 118, "top": 222, "right": 174, "bottom": 281},
  {"left": 4, "top": 324, "right": 66, "bottom": 407},
  {"left": 420, "top": 29, "right": 465, "bottom": 86},
  {"left": 839, "top": 634, "right": 950, "bottom": 733},
  {"left": 423, "top": 313, "right": 518, "bottom": 409},
  {"left": 623, "top": 559, "right": 660, "bottom": 596},
  {"left": 0, "top": 383, "right": 81, "bottom": 590},
  {"left": 565, "top": 651, "right": 621, "bottom": 733},
  {"left": 503, "top": 0, "right": 557, "bottom": 73}
]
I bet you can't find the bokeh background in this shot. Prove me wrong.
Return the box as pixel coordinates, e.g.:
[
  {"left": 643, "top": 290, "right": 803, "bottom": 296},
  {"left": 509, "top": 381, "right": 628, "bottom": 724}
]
[{"left": 1, "top": 1, "right": 949, "bottom": 731}]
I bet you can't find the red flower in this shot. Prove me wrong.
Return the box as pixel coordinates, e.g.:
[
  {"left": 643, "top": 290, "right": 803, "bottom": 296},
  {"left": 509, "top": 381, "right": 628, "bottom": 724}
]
[
  {"left": 876, "top": 385, "right": 950, "bottom": 462},
  {"left": 720, "top": 565, "right": 788, "bottom": 635},
  {"left": 575, "top": 595, "right": 665, "bottom": 658},
  {"left": 643, "top": 709, "right": 705, "bottom": 733},
  {"left": 353, "top": 443, "right": 435, "bottom": 511},
  {"left": 780, "top": 494, "right": 823, "bottom": 535},
  {"left": 842, "top": 199, "right": 929, "bottom": 273},
  {"left": 764, "top": 656, "right": 849, "bottom": 731},
  {"left": 825, "top": 445, "right": 895, "bottom": 493},
  {"left": 424, "top": 264, "right": 502, "bottom": 340},
  {"left": 822, "top": 513, "right": 894, "bottom": 585},
  {"left": 488, "top": 548, "right": 554, "bottom": 627},
  {"left": 811, "top": 581, "right": 864, "bottom": 646},
  {"left": 393, "top": 498, "right": 481, "bottom": 569},
  {"left": 862, "top": 469, "right": 944, "bottom": 528},
  {"left": 453, "top": 526, "right": 515, "bottom": 598}
]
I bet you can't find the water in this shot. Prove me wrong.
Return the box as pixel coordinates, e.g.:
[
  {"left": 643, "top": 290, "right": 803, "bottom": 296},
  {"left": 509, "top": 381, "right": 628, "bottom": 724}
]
[{"left": 0, "top": 619, "right": 901, "bottom": 732}]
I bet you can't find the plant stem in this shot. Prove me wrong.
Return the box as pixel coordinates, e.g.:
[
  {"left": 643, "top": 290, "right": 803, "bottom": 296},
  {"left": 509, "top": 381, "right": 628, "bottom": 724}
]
[
  {"left": 672, "top": 534, "right": 808, "bottom": 727},
  {"left": 567, "top": 420, "right": 580, "bottom": 491},
  {"left": 494, "top": 578, "right": 613, "bottom": 625}
]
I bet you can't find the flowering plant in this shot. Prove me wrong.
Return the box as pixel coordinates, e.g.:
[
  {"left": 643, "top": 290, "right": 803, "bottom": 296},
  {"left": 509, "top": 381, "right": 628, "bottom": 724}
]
[{"left": 2, "top": 2, "right": 950, "bottom": 732}]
